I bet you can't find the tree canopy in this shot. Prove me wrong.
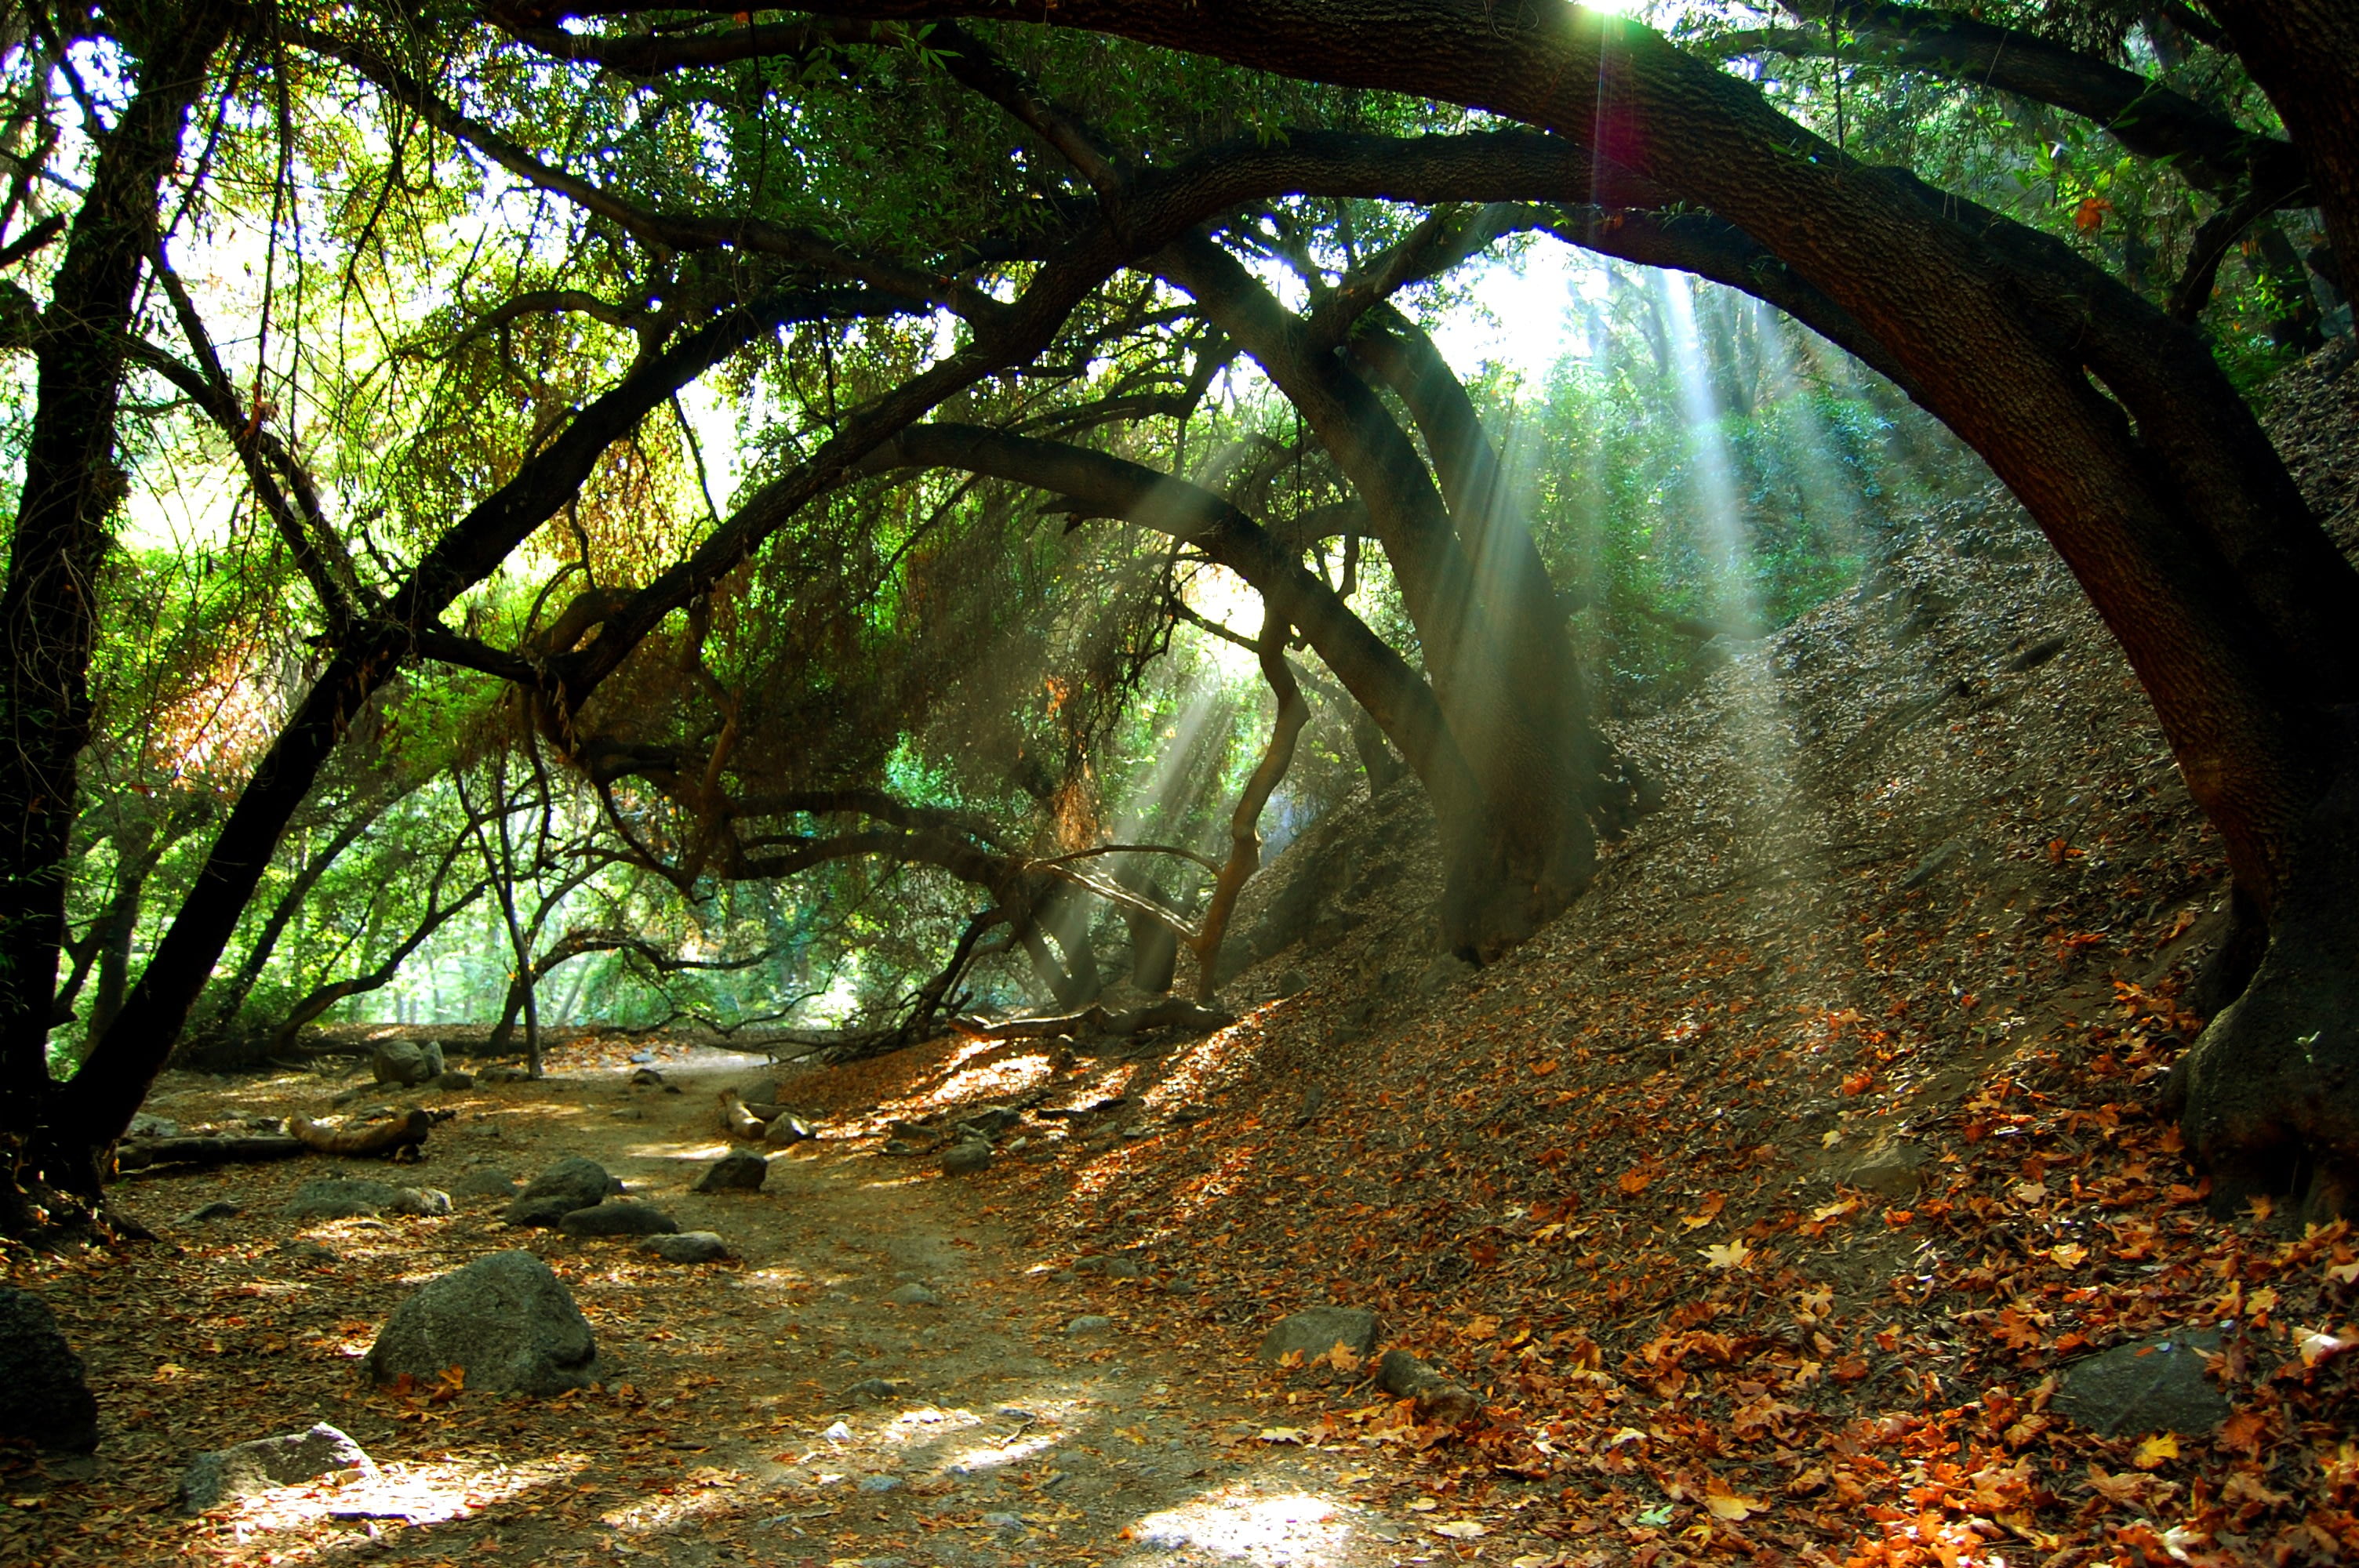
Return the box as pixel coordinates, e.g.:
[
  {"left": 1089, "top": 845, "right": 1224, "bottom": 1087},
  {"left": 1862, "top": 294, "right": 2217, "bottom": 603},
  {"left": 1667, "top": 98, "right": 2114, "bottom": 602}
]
[{"left": 2, "top": 0, "right": 2354, "bottom": 1229}]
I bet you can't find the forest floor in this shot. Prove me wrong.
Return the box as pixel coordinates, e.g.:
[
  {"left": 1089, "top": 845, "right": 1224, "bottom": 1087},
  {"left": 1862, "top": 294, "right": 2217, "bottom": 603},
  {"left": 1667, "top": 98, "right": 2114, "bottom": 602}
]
[{"left": 7, "top": 347, "right": 2359, "bottom": 1568}]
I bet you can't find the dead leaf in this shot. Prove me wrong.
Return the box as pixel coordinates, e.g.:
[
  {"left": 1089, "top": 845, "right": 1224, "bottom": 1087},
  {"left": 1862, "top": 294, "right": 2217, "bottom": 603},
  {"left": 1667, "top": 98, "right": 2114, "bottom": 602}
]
[
  {"left": 2133, "top": 1433, "right": 2179, "bottom": 1469},
  {"left": 1702, "top": 1239, "right": 1753, "bottom": 1271},
  {"left": 1430, "top": 1520, "right": 1488, "bottom": 1538},
  {"left": 1703, "top": 1478, "right": 1767, "bottom": 1521}
]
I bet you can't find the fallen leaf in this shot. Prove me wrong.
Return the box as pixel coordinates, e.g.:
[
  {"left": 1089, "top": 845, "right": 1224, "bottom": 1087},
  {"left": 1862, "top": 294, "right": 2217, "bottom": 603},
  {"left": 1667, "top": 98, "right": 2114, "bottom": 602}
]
[
  {"left": 1430, "top": 1520, "right": 1488, "bottom": 1538},
  {"left": 1703, "top": 1479, "right": 1767, "bottom": 1521},
  {"left": 2299, "top": 1330, "right": 2355, "bottom": 1367},
  {"left": 2048, "top": 1243, "right": 2089, "bottom": 1268},
  {"left": 1406, "top": 1496, "right": 1441, "bottom": 1512},
  {"left": 1702, "top": 1240, "right": 1753, "bottom": 1271},
  {"left": 1618, "top": 1167, "right": 1656, "bottom": 1195},
  {"left": 1256, "top": 1428, "right": 1303, "bottom": 1444},
  {"left": 2134, "top": 1433, "right": 2179, "bottom": 1469},
  {"left": 1681, "top": 1192, "right": 1727, "bottom": 1229}
]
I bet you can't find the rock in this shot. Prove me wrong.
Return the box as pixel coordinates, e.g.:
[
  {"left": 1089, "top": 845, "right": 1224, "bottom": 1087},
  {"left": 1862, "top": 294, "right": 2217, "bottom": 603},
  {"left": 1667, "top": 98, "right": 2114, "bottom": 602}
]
[
  {"left": 365, "top": 1250, "right": 599, "bottom": 1396},
  {"left": 692, "top": 1148, "right": 769, "bottom": 1192},
  {"left": 1376, "top": 1348, "right": 1482, "bottom": 1423},
  {"left": 1067, "top": 1315, "right": 1114, "bottom": 1335},
  {"left": 1840, "top": 1140, "right": 1931, "bottom": 1200},
  {"left": 940, "top": 1142, "right": 992, "bottom": 1177},
  {"left": 372, "top": 1039, "right": 432, "bottom": 1087},
  {"left": 453, "top": 1168, "right": 519, "bottom": 1199},
  {"left": 856, "top": 1473, "right": 901, "bottom": 1494},
  {"left": 273, "top": 1238, "right": 338, "bottom": 1267},
  {"left": 763, "top": 1112, "right": 817, "bottom": 1146},
  {"left": 954, "top": 1105, "right": 1021, "bottom": 1139},
  {"left": 643, "top": 1232, "right": 729, "bottom": 1264},
  {"left": 480, "top": 1065, "right": 530, "bottom": 1083},
  {"left": 284, "top": 1178, "right": 404, "bottom": 1221},
  {"left": 1257, "top": 1305, "right": 1379, "bottom": 1365},
  {"left": 609, "top": 1106, "right": 646, "bottom": 1122},
  {"left": 127, "top": 1112, "right": 181, "bottom": 1138},
  {"left": 1414, "top": 953, "right": 1478, "bottom": 999},
  {"left": 0, "top": 1287, "right": 100, "bottom": 1454},
  {"left": 628, "top": 1050, "right": 656, "bottom": 1065},
  {"left": 845, "top": 1377, "right": 914, "bottom": 1402},
  {"left": 980, "top": 1510, "right": 1026, "bottom": 1537},
  {"left": 2054, "top": 1331, "right": 2229, "bottom": 1438},
  {"left": 1072, "top": 1255, "right": 1142, "bottom": 1279},
  {"left": 1276, "top": 968, "right": 1310, "bottom": 997},
  {"left": 885, "top": 1283, "right": 941, "bottom": 1307},
  {"left": 179, "top": 1423, "right": 375, "bottom": 1512},
  {"left": 503, "top": 1195, "right": 584, "bottom": 1229},
  {"left": 503, "top": 1156, "right": 616, "bottom": 1225},
  {"left": 436, "top": 1069, "right": 474, "bottom": 1091},
  {"left": 388, "top": 1188, "right": 453, "bottom": 1218},
  {"left": 823, "top": 1420, "right": 854, "bottom": 1442},
  {"left": 558, "top": 1202, "right": 678, "bottom": 1237},
  {"left": 629, "top": 1067, "right": 665, "bottom": 1087},
  {"left": 740, "top": 1078, "right": 785, "bottom": 1105},
  {"left": 181, "top": 1200, "right": 242, "bottom": 1223}
]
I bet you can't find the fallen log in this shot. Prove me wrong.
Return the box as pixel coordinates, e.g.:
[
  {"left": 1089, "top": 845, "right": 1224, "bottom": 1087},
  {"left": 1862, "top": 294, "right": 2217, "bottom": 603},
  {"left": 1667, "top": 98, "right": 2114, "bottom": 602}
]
[
  {"left": 291, "top": 1109, "right": 433, "bottom": 1157},
  {"left": 115, "top": 1134, "right": 305, "bottom": 1172},
  {"left": 718, "top": 1090, "right": 766, "bottom": 1141}
]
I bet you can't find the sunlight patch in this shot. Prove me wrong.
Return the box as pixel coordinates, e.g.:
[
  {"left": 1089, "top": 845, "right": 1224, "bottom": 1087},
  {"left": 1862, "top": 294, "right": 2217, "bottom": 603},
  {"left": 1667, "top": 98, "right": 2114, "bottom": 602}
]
[{"left": 1121, "top": 1489, "right": 1354, "bottom": 1563}]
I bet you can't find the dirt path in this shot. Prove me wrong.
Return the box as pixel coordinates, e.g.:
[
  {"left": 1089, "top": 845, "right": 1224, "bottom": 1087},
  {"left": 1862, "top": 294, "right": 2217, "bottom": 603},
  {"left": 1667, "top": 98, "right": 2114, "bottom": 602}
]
[{"left": 12, "top": 1045, "right": 1461, "bottom": 1568}]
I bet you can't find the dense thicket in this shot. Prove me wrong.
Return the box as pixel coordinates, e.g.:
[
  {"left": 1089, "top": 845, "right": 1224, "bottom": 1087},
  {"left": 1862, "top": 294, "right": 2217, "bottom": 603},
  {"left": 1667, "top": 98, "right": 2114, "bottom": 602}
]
[{"left": 0, "top": 0, "right": 2350, "bottom": 1232}]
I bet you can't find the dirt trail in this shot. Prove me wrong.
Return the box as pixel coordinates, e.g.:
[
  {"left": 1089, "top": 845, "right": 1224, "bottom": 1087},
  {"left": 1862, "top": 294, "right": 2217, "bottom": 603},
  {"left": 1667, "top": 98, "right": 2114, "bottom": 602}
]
[{"left": 13, "top": 1044, "right": 1446, "bottom": 1568}]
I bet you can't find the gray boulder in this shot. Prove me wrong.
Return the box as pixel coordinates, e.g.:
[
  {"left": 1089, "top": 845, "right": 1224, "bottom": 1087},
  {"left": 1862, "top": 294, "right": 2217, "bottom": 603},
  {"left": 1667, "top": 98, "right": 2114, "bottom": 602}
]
[
  {"left": 886, "top": 1282, "right": 942, "bottom": 1306},
  {"left": 558, "top": 1202, "right": 678, "bottom": 1237},
  {"left": 388, "top": 1187, "right": 452, "bottom": 1218},
  {"left": 503, "top": 1156, "right": 615, "bottom": 1225},
  {"left": 642, "top": 1232, "right": 729, "bottom": 1265},
  {"left": 284, "top": 1178, "right": 403, "bottom": 1221},
  {"left": 692, "top": 1148, "right": 769, "bottom": 1192},
  {"left": 940, "top": 1141, "right": 992, "bottom": 1177},
  {"left": 1073, "top": 1254, "right": 1142, "bottom": 1279},
  {"left": 372, "top": 1039, "right": 434, "bottom": 1087},
  {"left": 0, "top": 1287, "right": 100, "bottom": 1453},
  {"left": 2054, "top": 1330, "right": 2228, "bottom": 1437},
  {"left": 954, "top": 1105, "right": 1021, "bottom": 1139},
  {"left": 1257, "top": 1305, "right": 1379, "bottom": 1365},
  {"left": 180, "top": 1423, "right": 375, "bottom": 1512},
  {"left": 181, "top": 1200, "right": 242, "bottom": 1223},
  {"left": 365, "top": 1250, "right": 599, "bottom": 1396},
  {"left": 436, "top": 1069, "right": 474, "bottom": 1091}
]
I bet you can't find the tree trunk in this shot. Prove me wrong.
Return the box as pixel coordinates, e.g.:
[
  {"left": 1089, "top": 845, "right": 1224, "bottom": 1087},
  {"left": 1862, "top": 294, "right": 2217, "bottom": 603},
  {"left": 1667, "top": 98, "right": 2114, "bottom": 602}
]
[
  {"left": 0, "top": 2, "right": 236, "bottom": 1226},
  {"left": 1189, "top": 609, "right": 1309, "bottom": 1002},
  {"left": 2208, "top": 0, "right": 2359, "bottom": 293}
]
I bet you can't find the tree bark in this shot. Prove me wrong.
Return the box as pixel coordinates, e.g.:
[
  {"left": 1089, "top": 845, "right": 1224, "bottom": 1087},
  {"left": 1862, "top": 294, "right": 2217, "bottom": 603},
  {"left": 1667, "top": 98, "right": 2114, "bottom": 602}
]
[
  {"left": 1188, "top": 608, "right": 1309, "bottom": 1002},
  {"left": 2206, "top": 0, "right": 2359, "bottom": 294},
  {"left": 0, "top": 1, "right": 237, "bottom": 1178}
]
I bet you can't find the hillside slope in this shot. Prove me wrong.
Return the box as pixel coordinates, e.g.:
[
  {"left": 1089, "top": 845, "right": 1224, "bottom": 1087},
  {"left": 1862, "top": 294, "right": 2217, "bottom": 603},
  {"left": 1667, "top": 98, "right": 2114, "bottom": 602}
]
[{"left": 810, "top": 351, "right": 2359, "bottom": 1565}]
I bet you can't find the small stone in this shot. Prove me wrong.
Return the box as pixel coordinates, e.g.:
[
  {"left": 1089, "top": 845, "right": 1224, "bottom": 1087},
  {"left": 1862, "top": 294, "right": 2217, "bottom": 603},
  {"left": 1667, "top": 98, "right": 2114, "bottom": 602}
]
[
  {"left": 284, "top": 1178, "right": 404, "bottom": 1221},
  {"left": 823, "top": 1420, "right": 854, "bottom": 1442},
  {"left": 559, "top": 1202, "right": 678, "bottom": 1237},
  {"left": 365, "top": 1250, "right": 599, "bottom": 1396},
  {"left": 1276, "top": 968, "right": 1310, "bottom": 997},
  {"left": 763, "top": 1112, "right": 817, "bottom": 1146},
  {"left": 2054, "top": 1331, "right": 2229, "bottom": 1437},
  {"left": 273, "top": 1238, "right": 338, "bottom": 1267},
  {"left": 845, "top": 1377, "right": 913, "bottom": 1402},
  {"left": 856, "top": 1474, "right": 901, "bottom": 1494},
  {"left": 180, "top": 1424, "right": 376, "bottom": 1512},
  {"left": 453, "top": 1169, "right": 519, "bottom": 1200},
  {"left": 628, "top": 1050, "right": 655, "bottom": 1064},
  {"left": 1414, "top": 953, "right": 1479, "bottom": 999},
  {"left": 642, "top": 1232, "right": 729, "bottom": 1264},
  {"left": 1256, "top": 1305, "right": 1379, "bottom": 1365},
  {"left": 1072, "top": 1255, "right": 1142, "bottom": 1279},
  {"left": 692, "top": 1148, "right": 769, "bottom": 1192},
  {"left": 1841, "top": 1139, "right": 1931, "bottom": 1200},
  {"left": 1067, "top": 1315, "right": 1114, "bottom": 1335},
  {"left": 940, "top": 1142, "right": 992, "bottom": 1177},
  {"left": 387, "top": 1188, "right": 453, "bottom": 1218},
  {"left": 954, "top": 1105, "right": 1020, "bottom": 1139},
  {"left": 885, "top": 1282, "right": 941, "bottom": 1307},
  {"left": 127, "top": 1112, "right": 181, "bottom": 1138},
  {"left": 629, "top": 1067, "right": 665, "bottom": 1087},
  {"left": 436, "top": 1069, "right": 474, "bottom": 1091},
  {"left": 0, "top": 1287, "right": 100, "bottom": 1454},
  {"left": 181, "top": 1200, "right": 242, "bottom": 1223},
  {"left": 980, "top": 1510, "right": 1025, "bottom": 1537},
  {"left": 504, "top": 1156, "right": 616, "bottom": 1224}
]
